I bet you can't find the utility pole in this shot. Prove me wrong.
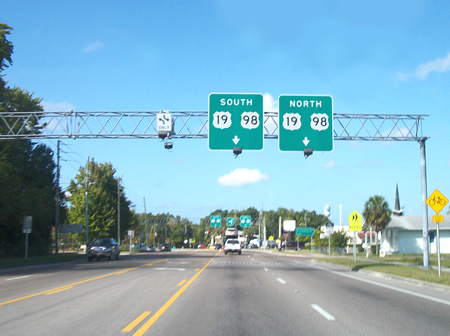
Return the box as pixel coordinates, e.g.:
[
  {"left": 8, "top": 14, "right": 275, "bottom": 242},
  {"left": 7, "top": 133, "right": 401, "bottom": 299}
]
[
  {"left": 85, "top": 157, "right": 89, "bottom": 246},
  {"left": 54, "top": 140, "right": 60, "bottom": 254},
  {"left": 143, "top": 197, "right": 148, "bottom": 246},
  {"left": 117, "top": 177, "right": 121, "bottom": 244}
]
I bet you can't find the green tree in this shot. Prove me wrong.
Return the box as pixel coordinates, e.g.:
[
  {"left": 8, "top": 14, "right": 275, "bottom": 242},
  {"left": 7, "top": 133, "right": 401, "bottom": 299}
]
[
  {"left": 66, "top": 159, "right": 132, "bottom": 244},
  {"left": 363, "top": 195, "right": 391, "bottom": 255},
  {"left": 330, "top": 230, "right": 348, "bottom": 248},
  {"left": 0, "top": 23, "right": 59, "bottom": 257}
]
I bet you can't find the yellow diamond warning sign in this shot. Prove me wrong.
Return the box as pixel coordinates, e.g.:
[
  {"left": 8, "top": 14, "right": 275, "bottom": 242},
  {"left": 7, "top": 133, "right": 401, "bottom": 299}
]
[{"left": 426, "top": 189, "right": 449, "bottom": 215}]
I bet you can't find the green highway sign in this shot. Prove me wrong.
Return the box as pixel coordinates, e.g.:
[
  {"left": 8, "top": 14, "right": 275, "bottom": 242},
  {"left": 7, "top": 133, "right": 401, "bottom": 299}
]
[
  {"left": 296, "top": 227, "right": 315, "bottom": 236},
  {"left": 210, "top": 215, "right": 222, "bottom": 227},
  {"left": 240, "top": 215, "right": 251, "bottom": 228},
  {"left": 208, "top": 93, "right": 264, "bottom": 151},
  {"left": 279, "top": 95, "right": 333, "bottom": 152},
  {"left": 227, "top": 217, "right": 235, "bottom": 226}
]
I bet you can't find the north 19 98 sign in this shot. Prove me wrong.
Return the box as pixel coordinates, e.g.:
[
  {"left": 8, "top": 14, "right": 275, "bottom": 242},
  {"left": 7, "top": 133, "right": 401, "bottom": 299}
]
[{"left": 279, "top": 95, "right": 333, "bottom": 152}]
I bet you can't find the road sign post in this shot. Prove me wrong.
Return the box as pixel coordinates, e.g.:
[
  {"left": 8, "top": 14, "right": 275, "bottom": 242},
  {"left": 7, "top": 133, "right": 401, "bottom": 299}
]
[
  {"left": 348, "top": 211, "right": 362, "bottom": 263},
  {"left": 208, "top": 93, "right": 263, "bottom": 151},
  {"left": 279, "top": 95, "right": 333, "bottom": 152},
  {"left": 426, "top": 189, "right": 448, "bottom": 277}
]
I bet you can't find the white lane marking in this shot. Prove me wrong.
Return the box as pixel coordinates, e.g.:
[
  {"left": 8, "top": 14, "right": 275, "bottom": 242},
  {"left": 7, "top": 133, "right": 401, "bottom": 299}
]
[
  {"left": 264, "top": 267, "right": 269, "bottom": 272},
  {"left": 6, "top": 275, "right": 30, "bottom": 281},
  {"left": 154, "top": 268, "right": 186, "bottom": 271},
  {"left": 311, "top": 304, "right": 336, "bottom": 321},
  {"left": 277, "top": 278, "right": 286, "bottom": 284},
  {"left": 306, "top": 261, "right": 450, "bottom": 306}
]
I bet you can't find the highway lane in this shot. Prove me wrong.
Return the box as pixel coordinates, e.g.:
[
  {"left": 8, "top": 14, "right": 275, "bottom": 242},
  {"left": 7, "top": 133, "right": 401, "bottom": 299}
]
[{"left": 1, "top": 250, "right": 449, "bottom": 335}]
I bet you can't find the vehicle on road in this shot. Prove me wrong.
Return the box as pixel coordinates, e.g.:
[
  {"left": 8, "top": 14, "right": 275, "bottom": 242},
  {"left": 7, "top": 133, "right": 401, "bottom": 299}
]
[
  {"left": 279, "top": 241, "right": 305, "bottom": 251},
  {"left": 225, "top": 227, "right": 238, "bottom": 238},
  {"left": 224, "top": 239, "right": 241, "bottom": 255},
  {"left": 159, "top": 243, "right": 171, "bottom": 252},
  {"left": 87, "top": 238, "right": 120, "bottom": 261}
]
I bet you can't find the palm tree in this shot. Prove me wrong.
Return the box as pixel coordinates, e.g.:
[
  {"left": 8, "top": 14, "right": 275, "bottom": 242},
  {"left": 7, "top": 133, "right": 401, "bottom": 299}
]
[{"left": 363, "top": 195, "right": 392, "bottom": 255}]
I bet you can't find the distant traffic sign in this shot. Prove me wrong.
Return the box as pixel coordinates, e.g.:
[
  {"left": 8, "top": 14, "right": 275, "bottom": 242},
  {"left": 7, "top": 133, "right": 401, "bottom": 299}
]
[
  {"left": 208, "top": 93, "right": 263, "bottom": 151},
  {"left": 227, "top": 217, "right": 235, "bottom": 226},
  {"left": 240, "top": 215, "right": 252, "bottom": 228},
  {"left": 348, "top": 210, "right": 362, "bottom": 231},
  {"left": 210, "top": 215, "right": 222, "bottom": 227},
  {"left": 426, "top": 189, "right": 448, "bottom": 215},
  {"left": 278, "top": 95, "right": 333, "bottom": 152},
  {"left": 296, "top": 227, "right": 314, "bottom": 236}
]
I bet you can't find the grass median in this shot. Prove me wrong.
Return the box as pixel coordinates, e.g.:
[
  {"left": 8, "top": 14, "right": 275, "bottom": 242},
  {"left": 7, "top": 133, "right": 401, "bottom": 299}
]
[
  {"left": 0, "top": 253, "right": 86, "bottom": 268},
  {"left": 315, "top": 254, "right": 450, "bottom": 287}
]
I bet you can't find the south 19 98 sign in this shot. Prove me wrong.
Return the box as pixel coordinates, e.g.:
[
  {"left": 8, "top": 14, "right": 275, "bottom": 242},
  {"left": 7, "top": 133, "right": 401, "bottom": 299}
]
[{"left": 208, "top": 93, "right": 263, "bottom": 151}]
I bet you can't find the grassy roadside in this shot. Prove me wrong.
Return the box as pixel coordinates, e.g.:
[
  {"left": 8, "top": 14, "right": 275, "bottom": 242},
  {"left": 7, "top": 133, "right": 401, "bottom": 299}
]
[
  {"left": 0, "top": 253, "right": 86, "bottom": 268},
  {"left": 315, "top": 254, "right": 450, "bottom": 287}
]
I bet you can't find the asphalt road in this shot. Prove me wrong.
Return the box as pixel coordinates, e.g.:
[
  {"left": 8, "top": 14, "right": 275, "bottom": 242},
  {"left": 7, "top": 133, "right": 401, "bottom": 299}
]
[{"left": 1, "top": 250, "right": 449, "bottom": 336}]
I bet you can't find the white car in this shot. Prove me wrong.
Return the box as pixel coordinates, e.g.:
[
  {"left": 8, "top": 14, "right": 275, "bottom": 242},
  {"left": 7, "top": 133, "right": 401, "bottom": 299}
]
[
  {"left": 225, "top": 227, "right": 238, "bottom": 238},
  {"left": 224, "top": 239, "right": 241, "bottom": 255}
]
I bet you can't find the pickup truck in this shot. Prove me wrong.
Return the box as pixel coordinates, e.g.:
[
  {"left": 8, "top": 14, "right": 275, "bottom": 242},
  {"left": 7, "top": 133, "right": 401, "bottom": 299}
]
[{"left": 224, "top": 239, "right": 241, "bottom": 255}]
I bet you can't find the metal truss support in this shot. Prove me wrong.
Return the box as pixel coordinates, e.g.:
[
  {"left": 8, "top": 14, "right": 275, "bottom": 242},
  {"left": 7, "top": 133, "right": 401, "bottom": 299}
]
[
  {"left": 0, "top": 110, "right": 430, "bottom": 265},
  {"left": 0, "top": 110, "right": 427, "bottom": 141}
]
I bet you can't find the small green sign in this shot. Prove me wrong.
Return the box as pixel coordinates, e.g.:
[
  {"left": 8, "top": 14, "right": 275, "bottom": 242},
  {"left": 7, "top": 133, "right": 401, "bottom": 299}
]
[
  {"left": 240, "top": 215, "right": 251, "bottom": 228},
  {"left": 210, "top": 215, "right": 222, "bottom": 227},
  {"left": 227, "top": 217, "right": 235, "bottom": 226},
  {"left": 296, "top": 227, "right": 315, "bottom": 236}
]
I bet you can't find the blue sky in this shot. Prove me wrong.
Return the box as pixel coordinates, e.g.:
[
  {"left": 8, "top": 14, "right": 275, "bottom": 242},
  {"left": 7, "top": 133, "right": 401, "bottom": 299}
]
[{"left": 2, "top": 0, "right": 449, "bottom": 224}]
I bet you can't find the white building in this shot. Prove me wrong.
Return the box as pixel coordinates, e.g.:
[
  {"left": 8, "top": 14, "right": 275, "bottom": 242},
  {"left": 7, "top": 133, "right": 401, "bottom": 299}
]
[{"left": 381, "top": 215, "right": 450, "bottom": 254}]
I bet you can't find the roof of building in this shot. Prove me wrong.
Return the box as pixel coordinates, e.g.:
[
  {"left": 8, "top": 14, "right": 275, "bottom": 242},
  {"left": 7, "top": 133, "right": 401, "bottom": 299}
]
[{"left": 386, "top": 215, "right": 450, "bottom": 231}]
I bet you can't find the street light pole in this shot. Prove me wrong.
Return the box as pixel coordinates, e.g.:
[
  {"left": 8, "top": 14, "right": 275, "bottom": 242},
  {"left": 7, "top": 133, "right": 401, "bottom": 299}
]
[
  {"left": 85, "top": 157, "right": 90, "bottom": 246},
  {"left": 117, "top": 177, "right": 121, "bottom": 244}
]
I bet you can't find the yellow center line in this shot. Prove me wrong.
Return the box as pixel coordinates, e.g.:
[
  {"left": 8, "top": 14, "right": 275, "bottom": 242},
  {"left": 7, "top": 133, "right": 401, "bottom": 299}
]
[
  {"left": 0, "top": 258, "right": 169, "bottom": 306},
  {"left": 133, "top": 251, "right": 221, "bottom": 336},
  {"left": 177, "top": 279, "right": 186, "bottom": 287},
  {"left": 45, "top": 286, "right": 74, "bottom": 295},
  {"left": 121, "top": 311, "right": 152, "bottom": 332}
]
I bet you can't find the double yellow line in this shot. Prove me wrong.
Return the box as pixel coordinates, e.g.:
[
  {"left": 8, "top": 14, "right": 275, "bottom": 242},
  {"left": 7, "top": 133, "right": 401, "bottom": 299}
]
[{"left": 123, "top": 251, "right": 220, "bottom": 335}]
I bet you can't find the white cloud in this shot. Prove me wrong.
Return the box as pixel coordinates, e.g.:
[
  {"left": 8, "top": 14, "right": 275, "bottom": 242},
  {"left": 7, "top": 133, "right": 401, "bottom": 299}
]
[
  {"left": 324, "top": 160, "right": 336, "bottom": 169},
  {"left": 397, "top": 52, "right": 450, "bottom": 81},
  {"left": 83, "top": 40, "right": 105, "bottom": 53},
  {"left": 43, "top": 101, "right": 75, "bottom": 112},
  {"left": 217, "top": 168, "right": 269, "bottom": 187},
  {"left": 263, "top": 92, "right": 278, "bottom": 112}
]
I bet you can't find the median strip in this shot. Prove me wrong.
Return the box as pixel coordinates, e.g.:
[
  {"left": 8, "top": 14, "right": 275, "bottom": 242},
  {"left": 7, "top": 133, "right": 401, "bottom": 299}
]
[
  {"left": 133, "top": 251, "right": 221, "bottom": 336},
  {"left": 122, "top": 311, "right": 152, "bottom": 332}
]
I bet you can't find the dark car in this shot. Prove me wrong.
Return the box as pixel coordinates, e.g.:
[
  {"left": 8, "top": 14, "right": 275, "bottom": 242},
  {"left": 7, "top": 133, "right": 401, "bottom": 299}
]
[
  {"left": 279, "top": 241, "right": 305, "bottom": 251},
  {"left": 159, "top": 243, "right": 171, "bottom": 252},
  {"left": 88, "top": 238, "right": 120, "bottom": 261}
]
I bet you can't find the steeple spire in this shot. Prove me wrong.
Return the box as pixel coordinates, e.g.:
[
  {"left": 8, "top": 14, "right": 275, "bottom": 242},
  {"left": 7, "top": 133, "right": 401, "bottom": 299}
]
[{"left": 393, "top": 183, "right": 403, "bottom": 216}]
